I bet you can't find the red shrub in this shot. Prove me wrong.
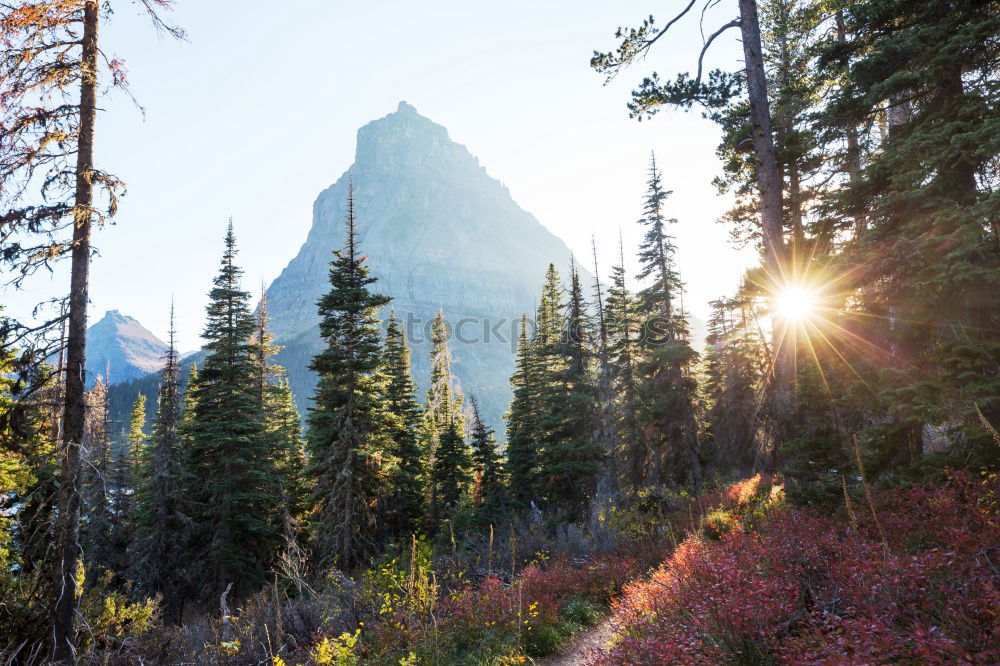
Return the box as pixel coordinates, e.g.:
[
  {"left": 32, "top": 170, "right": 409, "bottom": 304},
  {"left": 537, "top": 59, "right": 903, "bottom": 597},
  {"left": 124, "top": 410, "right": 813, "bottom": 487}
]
[{"left": 593, "top": 472, "right": 1000, "bottom": 665}]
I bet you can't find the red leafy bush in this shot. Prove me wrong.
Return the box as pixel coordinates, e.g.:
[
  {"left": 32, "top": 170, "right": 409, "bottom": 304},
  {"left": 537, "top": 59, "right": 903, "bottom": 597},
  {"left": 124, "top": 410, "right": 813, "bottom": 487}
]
[{"left": 593, "top": 472, "right": 1000, "bottom": 665}]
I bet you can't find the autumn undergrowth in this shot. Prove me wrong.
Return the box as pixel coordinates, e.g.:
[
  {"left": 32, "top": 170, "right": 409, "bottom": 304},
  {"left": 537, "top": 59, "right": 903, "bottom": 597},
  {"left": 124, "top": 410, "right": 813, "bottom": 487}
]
[
  {"left": 593, "top": 471, "right": 1000, "bottom": 665},
  {"left": 71, "top": 471, "right": 1000, "bottom": 665},
  {"left": 72, "top": 478, "right": 743, "bottom": 665}
]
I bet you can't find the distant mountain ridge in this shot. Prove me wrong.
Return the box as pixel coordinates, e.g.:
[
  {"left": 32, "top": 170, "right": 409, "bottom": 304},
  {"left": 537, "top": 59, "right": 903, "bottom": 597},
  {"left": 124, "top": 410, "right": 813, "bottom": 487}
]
[
  {"left": 103, "top": 104, "right": 595, "bottom": 431},
  {"left": 85, "top": 310, "right": 167, "bottom": 387},
  {"left": 266, "top": 102, "right": 589, "bottom": 428}
]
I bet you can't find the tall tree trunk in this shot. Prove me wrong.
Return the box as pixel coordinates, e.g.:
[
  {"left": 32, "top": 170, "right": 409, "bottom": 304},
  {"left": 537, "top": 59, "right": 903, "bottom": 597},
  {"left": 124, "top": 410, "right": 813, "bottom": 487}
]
[
  {"left": 738, "top": 0, "right": 791, "bottom": 461},
  {"left": 342, "top": 450, "right": 354, "bottom": 571},
  {"left": 775, "top": 7, "right": 803, "bottom": 253},
  {"left": 51, "top": 2, "right": 99, "bottom": 662},
  {"left": 836, "top": 11, "right": 863, "bottom": 238}
]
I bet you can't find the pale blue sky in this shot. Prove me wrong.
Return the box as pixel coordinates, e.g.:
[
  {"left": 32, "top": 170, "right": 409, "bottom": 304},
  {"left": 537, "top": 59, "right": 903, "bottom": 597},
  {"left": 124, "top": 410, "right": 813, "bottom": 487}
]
[{"left": 6, "top": 0, "right": 756, "bottom": 351}]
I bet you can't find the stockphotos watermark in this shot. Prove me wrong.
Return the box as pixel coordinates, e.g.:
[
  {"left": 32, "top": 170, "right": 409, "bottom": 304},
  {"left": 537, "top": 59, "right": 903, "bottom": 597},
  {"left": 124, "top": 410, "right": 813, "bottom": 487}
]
[{"left": 394, "top": 312, "right": 679, "bottom": 352}]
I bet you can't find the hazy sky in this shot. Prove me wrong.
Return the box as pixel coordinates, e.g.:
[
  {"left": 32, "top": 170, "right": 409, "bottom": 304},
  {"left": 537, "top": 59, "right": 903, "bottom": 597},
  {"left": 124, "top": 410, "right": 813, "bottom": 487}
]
[{"left": 5, "top": 0, "right": 757, "bottom": 352}]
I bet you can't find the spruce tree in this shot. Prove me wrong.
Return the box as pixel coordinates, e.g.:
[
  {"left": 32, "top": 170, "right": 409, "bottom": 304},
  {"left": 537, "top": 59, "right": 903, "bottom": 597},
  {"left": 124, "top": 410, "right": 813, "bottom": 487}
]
[
  {"left": 537, "top": 263, "right": 602, "bottom": 518},
  {"left": 383, "top": 311, "right": 425, "bottom": 539},
  {"left": 267, "top": 379, "right": 306, "bottom": 542},
  {"left": 822, "top": 0, "right": 1000, "bottom": 471},
  {"left": 702, "top": 295, "right": 766, "bottom": 474},
  {"left": 425, "top": 310, "right": 471, "bottom": 521},
  {"left": 179, "top": 363, "right": 200, "bottom": 438},
  {"left": 433, "top": 416, "right": 472, "bottom": 516},
  {"left": 505, "top": 314, "right": 540, "bottom": 509},
  {"left": 305, "top": 183, "right": 392, "bottom": 570},
  {"left": 106, "top": 394, "right": 143, "bottom": 577},
  {"left": 183, "top": 221, "right": 274, "bottom": 596},
  {"left": 605, "top": 242, "right": 643, "bottom": 489},
  {"left": 425, "top": 310, "right": 468, "bottom": 524},
  {"left": 81, "top": 378, "right": 113, "bottom": 574},
  {"left": 529, "top": 264, "right": 567, "bottom": 506},
  {"left": 131, "top": 305, "right": 188, "bottom": 623},
  {"left": 633, "top": 155, "right": 702, "bottom": 489},
  {"left": 251, "top": 289, "right": 306, "bottom": 543},
  {"left": 469, "top": 397, "right": 506, "bottom": 525}
]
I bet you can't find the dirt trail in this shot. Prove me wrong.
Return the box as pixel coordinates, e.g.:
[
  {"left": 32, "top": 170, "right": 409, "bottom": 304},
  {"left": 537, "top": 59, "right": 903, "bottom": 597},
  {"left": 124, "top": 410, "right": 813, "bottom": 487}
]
[{"left": 539, "top": 617, "right": 615, "bottom": 666}]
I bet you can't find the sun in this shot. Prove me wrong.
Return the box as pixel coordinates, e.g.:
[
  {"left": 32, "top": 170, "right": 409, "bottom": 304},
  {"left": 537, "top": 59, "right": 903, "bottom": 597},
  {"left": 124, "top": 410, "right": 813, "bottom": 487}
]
[{"left": 774, "top": 285, "right": 818, "bottom": 322}]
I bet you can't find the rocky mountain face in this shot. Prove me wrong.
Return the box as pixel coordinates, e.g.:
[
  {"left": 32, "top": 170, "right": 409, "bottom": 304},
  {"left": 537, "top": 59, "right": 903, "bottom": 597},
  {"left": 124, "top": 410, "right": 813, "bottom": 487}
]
[
  {"left": 267, "top": 102, "right": 587, "bottom": 429},
  {"left": 86, "top": 310, "right": 167, "bottom": 387}
]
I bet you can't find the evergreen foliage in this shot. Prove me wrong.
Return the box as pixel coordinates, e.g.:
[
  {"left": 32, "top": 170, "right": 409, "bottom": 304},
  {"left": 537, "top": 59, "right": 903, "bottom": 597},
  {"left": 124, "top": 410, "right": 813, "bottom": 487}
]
[
  {"left": 818, "top": 0, "right": 1000, "bottom": 475},
  {"left": 604, "top": 244, "right": 643, "bottom": 489},
  {"left": 1, "top": 4, "right": 998, "bottom": 658},
  {"left": 251, "top": 290, "right": 306, "bottom": 541},
  {"left": 425, "top": 309, "right": 468, "bottom": 524},
  {"left": 505, "top": 314, "right": 540, "bottom": 509},
  {"left": 536, "top": 263, "right": 602, "bottom": 518},
  {"left": 105, "top": 394, "right": 143, "bottom": 577},
  {"left": 0, "top": 325, "right": 58, "bottom": 632},
  {"left": 182, "top": 222, "right": 275, "bottom": 596},
  {"left": 130, "top": 306, "right": 189, "bottom": 622},
  {"left": 433, "top": 415, "right": 472, "bottom": 516},
  {"left": 632, "top": 155, "right": 702, "bottom": 490},
  {"left": 81, "top": 378, "right": 113, "bottom": 574},
  {"left": 305, "top": 183, "right": 392, "bottom": 570},
  {"left": 382, "top": 311, "right": 425, "bottom": 539},
  {"left": 701, "top": 294, "right": 767, "bottom": 474},
  {"left": 469, "top": 396, "right": 506, "bottom": 525}
]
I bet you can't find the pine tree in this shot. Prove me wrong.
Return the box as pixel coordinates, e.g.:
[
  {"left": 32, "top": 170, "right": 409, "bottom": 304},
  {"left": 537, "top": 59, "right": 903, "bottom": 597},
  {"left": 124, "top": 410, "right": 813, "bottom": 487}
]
[
  {"left": 251, "top": 289, "right": 306, "bottom": 543},
  {"left": 81, "top": 377, "right": 113, "bottom": 574},
  {"left": 605, "top": 241, "right": 643, "bottom": 489},
  {"left": 433, "top": 416, "right": 472, "bottom": 516},
  {"left": 183, "top": 221, "right": 275, "bottom": 596},
  {"left": 131, "top": 305, "right": 188, "bottom": 624},
  {"left": 824, "top": 0, "right": 1000, "bottom": 470},
  {"left": 592, "top": 2, "right": 795, "bottom": 482},
  {"left": 469, "top": 396, "right": 506, "bottom": 525},
  {"left": 0, "top": 314, "right": 59, "bottom": 649},
  {"left": 505, "top": 314, "right": 540, "bottom": 509},
  {"left": 383, "top": 311, "right": 425, "bottom": 539},
  {"left": 305, "top": 183, "right": 392, "bottom": 570},
  {"left": 0, "top": 4, "right": 182, "bottom": 653},
  {"left": 425, "top": 310, "right": 468, "bottom": 524},
  {"left": 426, "top": 310, "right": 471, "bottom": 521},
  {"left": 702, "top": 295, "right": 766, "bottom": 474},
  {"left": 537, "top": 262, "right": 602, "bottom": 518},
  {"left": 106, "top": 394, "right": 143, "bottom": 577},
  {"left": 267, "top": 379, "right": 306, "bottom": 542},
  {"left": 633, "top": 155, "right": 702, "bottom": 489}
]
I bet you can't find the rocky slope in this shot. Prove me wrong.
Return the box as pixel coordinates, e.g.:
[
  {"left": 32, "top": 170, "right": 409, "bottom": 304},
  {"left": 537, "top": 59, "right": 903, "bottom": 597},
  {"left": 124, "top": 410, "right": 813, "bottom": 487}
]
[
  {"left": 85, "top": 310, "right": 167, "bottom": 387},
  {"left": 266, "top": 102, "right": 587, "bottom": 428}
]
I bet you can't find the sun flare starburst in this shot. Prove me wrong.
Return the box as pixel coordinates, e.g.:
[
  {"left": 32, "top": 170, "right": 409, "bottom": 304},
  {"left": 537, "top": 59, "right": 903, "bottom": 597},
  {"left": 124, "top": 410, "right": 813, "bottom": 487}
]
[{"left": 774, "top": 286, "right": 818, "bottom": 322}]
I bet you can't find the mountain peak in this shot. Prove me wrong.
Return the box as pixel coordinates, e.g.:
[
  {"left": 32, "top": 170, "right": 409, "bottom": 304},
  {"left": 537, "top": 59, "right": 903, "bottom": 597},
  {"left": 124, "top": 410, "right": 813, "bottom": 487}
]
[
  {"left": 354, "top": 103, "right": 476, "bottom": 178},
  {"left": 267, "top": 106, "right": 587, "bottom": 429},
  {"left": 86, "top": 310, "right": 167, "bottom": 386}
]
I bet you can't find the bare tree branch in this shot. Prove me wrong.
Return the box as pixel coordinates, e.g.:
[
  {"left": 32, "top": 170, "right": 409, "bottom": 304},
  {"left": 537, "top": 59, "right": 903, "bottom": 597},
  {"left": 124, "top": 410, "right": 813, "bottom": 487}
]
[{"left": 697, "top": 19, "right": 741, "bottom": 85}]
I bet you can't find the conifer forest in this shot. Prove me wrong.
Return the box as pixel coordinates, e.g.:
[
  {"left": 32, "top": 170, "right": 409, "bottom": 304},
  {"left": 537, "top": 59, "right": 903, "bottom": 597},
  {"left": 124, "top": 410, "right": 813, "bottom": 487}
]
[{"left": 1, "top": 0, "right": 998, "bottom": 664}]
